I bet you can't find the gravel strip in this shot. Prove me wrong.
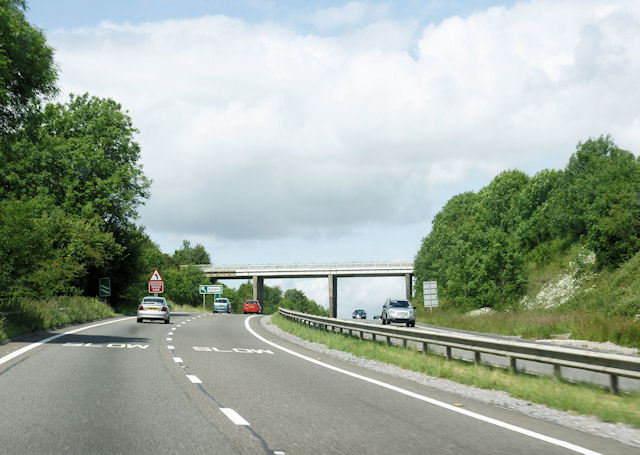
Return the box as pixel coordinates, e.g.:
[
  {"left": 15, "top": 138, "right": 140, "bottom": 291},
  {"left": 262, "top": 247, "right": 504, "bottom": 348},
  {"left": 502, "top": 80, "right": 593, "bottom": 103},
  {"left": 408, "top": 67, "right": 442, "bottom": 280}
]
[{"left": 261, "top": 315, "right": 640, "bottom": 449}]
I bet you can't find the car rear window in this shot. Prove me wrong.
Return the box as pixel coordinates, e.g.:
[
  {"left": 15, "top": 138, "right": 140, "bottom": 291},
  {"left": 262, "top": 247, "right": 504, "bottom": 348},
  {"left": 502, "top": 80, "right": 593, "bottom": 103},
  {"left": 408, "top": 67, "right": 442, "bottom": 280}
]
[
  {"left": 143, "top": 298, "right": 165, "bottom": 304},
  {"left": 390, "top": 300, "right": 409, "bottom": 307}
]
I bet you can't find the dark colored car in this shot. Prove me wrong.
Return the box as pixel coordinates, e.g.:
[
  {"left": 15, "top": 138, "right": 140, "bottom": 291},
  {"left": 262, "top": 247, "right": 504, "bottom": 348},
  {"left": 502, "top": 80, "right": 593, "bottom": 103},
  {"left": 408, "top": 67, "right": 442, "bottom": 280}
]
[
  {"left": 381, "top": 299, "right": 415, "bottom": 327},
  {"left": 243, "top": 299, "right": 262, "bottom": 314},
  {"left": 352, "top": 309, "right": 367, "bottom": 319}
]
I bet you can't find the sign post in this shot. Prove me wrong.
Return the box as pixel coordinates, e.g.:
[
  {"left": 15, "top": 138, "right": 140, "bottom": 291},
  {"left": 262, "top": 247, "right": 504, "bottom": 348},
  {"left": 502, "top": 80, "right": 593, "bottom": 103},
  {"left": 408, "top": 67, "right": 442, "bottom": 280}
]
[
  {"left": 199, "top": 284, "right": 223, "bottom": 309},
  {"left": 99, "top": 277, "right": 111, "bottom": 298},
  {"left": 423, "top": 281, "right": 438, "bottom": 313},
  {"left": 148, "top": 268, "right": 164, "bottom": 296}
]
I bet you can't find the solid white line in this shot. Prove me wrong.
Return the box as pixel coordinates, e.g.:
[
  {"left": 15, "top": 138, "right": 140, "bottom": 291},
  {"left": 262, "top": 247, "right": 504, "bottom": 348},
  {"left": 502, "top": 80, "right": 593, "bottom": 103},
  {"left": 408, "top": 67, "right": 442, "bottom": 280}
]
[
  {"left": 173, "top": 357, "right": 183, "bottom": 363},
  {"left": 220, "top": 408, "right": 250, "bottom": 426},
  {"left": 186, "top": 374, "right": 202, "bottom": 384},
  {"left": 0, "top": 317, "right": 134, "bottom": 366},
  {"left": 244, "top": 316, "right": 601, "bottom": 455}
]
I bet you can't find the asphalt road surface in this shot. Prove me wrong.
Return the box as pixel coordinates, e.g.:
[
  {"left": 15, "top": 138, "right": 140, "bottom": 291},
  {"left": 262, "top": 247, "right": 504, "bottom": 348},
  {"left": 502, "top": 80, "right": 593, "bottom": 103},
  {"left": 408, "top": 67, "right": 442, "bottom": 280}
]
[{"left": 0, "top": 313, "right": 635, "bottom": 454}]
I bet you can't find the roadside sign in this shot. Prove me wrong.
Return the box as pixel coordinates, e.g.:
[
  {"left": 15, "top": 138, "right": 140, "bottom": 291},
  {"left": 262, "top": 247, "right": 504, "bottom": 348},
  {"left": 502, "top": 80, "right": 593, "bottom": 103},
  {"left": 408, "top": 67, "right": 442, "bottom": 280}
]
[
  {"left": 199, "top": 284, "right": 223, "bottom": 294},
  {"left": 423, "top": 281, "right": 438, "bottom": 309},
  {"left": 149, "top": 268, "right": 164, "bottom": 294},
  {"left": 149, "top": 268, "right": 163, "bottom": 281},
  {"left": 99, "top": 277, "right": 111, "bottom": 297}
]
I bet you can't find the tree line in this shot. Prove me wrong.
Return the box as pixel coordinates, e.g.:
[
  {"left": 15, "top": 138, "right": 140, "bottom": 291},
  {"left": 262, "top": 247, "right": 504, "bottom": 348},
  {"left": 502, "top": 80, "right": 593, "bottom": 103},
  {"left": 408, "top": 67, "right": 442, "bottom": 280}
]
[
  {"left": 0, "top": 2, "right": 326, "bottom": 315},
  {"left": 414, "top": 136, "right": 640, "bottom": 312},
  {"left": 1, "top": 1, "right": 151, "bottom": 302}
]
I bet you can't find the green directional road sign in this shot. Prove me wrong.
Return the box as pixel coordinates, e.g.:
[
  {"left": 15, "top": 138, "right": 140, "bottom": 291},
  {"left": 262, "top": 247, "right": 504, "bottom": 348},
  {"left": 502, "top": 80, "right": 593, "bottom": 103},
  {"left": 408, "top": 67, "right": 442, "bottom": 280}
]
[
  {"left": 99, "top": 277, "right": 111, "bottom": 297},
  {"left": 199, "top": 284, "right": 223, "bottom": 294}
]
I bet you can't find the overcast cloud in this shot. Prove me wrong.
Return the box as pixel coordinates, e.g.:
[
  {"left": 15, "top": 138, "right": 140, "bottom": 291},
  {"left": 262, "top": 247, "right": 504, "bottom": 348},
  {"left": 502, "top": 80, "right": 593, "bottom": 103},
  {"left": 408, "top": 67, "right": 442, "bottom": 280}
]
[{"left": 40, "top": 0, "right": 640, "bottom": 314}]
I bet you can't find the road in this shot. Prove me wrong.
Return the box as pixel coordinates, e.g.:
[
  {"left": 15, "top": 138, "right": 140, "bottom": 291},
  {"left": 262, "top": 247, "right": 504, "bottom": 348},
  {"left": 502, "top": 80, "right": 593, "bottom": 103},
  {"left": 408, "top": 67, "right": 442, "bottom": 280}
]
[{"left": 0, "top": 313, "right": 635, "bottom": 454}]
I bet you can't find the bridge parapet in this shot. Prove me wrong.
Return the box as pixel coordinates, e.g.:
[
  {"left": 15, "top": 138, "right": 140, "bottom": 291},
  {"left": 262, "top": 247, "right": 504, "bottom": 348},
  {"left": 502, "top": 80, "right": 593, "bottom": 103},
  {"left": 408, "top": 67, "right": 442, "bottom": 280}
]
[{"left": 197, "top": 261, "right": 414, "bottom": 278}]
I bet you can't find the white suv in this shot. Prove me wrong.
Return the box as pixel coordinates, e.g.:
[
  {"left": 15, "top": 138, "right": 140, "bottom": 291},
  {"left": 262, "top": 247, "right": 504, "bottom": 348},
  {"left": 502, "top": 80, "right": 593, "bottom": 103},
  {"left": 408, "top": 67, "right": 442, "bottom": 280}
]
[{"left": 381, "top": 299, "right": 415, "bottom": 327}]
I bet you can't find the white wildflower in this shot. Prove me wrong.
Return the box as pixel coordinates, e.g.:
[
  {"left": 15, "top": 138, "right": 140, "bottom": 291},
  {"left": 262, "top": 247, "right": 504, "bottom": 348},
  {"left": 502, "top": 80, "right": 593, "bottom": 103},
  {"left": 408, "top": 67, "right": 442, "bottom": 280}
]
[{"left": 521, "top": 247, "right": 596, "bottom": 310}]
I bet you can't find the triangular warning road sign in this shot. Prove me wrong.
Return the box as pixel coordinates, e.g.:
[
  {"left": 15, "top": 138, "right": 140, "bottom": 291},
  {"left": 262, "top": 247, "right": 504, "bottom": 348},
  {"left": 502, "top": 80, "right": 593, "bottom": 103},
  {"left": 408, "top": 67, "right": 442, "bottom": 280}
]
[{"left": 149, "top": 268, "right": 163, "bottom": 281}]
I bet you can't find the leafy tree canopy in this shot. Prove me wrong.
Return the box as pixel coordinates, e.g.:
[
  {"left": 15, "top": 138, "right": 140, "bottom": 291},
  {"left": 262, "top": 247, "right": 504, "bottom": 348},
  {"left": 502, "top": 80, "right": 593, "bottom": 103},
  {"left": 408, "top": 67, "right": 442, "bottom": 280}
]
[
  {"left": 172, "top": 240, "right": 211, "bottom": 265},
  {"left": 0, "top": 0, "right": 57, "bottom": 132},
  {"left": 2, "top": 93, "right": 151, "bottom": 231},
  {"left": 415, "top": 135, "right": 640, "bottom": 311}
]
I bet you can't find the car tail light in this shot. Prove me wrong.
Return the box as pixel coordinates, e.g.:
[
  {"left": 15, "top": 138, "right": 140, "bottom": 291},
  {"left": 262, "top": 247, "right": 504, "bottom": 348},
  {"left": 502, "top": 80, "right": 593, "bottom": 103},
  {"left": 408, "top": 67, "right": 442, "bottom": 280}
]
[
  {"left": 139, "top": 305, "right": 143, "bottom": 310},
  {"left": 162, "top": 307, "right": 167, "bottom": 312}
]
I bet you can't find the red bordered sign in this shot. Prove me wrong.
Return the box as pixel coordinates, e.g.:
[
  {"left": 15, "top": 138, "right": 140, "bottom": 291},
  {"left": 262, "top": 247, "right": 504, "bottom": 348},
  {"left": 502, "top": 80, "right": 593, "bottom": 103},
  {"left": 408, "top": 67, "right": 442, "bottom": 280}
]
[{"left": 148, "top": 268, "right": 164, "bottom": 293}]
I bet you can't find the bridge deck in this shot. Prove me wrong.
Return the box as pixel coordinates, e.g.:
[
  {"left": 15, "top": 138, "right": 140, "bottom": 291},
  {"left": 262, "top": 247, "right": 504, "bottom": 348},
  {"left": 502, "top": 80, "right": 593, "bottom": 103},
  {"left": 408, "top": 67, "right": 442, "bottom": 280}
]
[{"left": 198, "top": 261, "right": 414, "bottom": 278}]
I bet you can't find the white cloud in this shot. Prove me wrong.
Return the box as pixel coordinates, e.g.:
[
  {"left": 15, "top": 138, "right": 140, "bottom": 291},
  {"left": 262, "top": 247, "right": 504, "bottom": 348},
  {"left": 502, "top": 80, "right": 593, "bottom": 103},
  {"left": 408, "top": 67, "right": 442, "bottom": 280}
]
[
  {"left": 310, "top": 1, "right": 391, "bottom": 31},
  {"left": 47, "top": 0, "right": 640, "bottom": 253}
]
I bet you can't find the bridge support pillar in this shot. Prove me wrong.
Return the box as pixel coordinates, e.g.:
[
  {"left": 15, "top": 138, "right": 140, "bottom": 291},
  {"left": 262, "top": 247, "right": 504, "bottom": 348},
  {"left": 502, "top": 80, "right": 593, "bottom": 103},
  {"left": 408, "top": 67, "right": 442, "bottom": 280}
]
[
  {"left": 253, "top": 276, "right": 264, "bottom": 305},
  {"left": 328, "top": 274, "right": 337, "bottom": 318},
  {"left": 405, "top": 274, "right": 413, "bottom": 300}
]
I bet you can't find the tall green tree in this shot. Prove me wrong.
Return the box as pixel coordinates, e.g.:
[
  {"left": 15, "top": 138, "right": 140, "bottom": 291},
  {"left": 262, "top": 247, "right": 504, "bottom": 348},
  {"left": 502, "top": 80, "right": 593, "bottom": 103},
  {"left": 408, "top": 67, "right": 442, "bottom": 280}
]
[
  {"left": 281, "top": 289, "right": 328, "bottom": 316},
  {"left": 0, "top": 0, "right": 57, "bottom": 132},
  {"left": 2, "top": 94, "right": 151, "bottom": 230},
  {"left": 172, "top": 240, "right": 211, "bottom": 265},
  {"left": 559, "top": 136, "right": 640, "bottom": 268},
  {"left": 0, "top": 197, "right": 120, "bottom": 299}
]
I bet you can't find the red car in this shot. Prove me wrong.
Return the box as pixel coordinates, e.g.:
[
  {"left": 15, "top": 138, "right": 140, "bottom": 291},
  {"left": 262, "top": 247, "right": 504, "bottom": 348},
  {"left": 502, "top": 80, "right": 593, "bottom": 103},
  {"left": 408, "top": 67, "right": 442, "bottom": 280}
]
[{"left": 243, "top": 299, "right": 262, "bottom": 314}]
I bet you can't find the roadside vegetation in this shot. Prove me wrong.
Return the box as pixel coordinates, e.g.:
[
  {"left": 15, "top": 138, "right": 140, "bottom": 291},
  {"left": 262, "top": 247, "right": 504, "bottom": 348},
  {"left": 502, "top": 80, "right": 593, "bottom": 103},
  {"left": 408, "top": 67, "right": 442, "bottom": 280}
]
[
  {"left": 413, "top": 136, "right": 640, "bottom": 345},
  {"left": 414, "top": 246, "right": 640, "bottom": 348},
  {"left": 0, "top": 2, "right": 321, "bottom": 341},
  {"left": 0, "top": 297, "right": 115, "bottom": 342},
  {"left": 271, "top": 313, "right": 640, "bottom": 428}
]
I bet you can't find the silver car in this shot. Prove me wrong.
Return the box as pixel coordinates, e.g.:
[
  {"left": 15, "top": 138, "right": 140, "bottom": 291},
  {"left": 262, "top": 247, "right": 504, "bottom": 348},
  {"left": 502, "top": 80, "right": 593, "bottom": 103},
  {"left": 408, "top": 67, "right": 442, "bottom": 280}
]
[
  {"left": 213, "top": 297, "right": 231, "bottom": 313},
  {"left": 137, "top": 296, "right": 170, "bottom": 324},
  {"left": 381, "top": 299, "right": 415, "bottom": 327}
]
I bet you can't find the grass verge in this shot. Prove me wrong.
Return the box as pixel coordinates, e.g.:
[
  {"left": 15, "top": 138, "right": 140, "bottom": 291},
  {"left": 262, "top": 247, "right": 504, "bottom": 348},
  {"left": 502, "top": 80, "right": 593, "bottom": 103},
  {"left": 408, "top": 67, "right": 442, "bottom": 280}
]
[
  {"left": 0, "top": 296, "right": 115, "bottom": 342},
  {"left": 414, "top": 307, "right": 640, "bottom": 349},
  {"left": 271, "top": 313, "right": 640, "bottom": 429}
]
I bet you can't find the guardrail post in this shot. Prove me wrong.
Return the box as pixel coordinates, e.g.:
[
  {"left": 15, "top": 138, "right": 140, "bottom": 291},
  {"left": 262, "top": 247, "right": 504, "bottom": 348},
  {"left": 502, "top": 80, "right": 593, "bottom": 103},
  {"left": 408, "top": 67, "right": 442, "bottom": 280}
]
[
  {"left": 402, "top": 339, "right": 408, "bottom": 348},
  {"left": 445, "top": 346, "right": 452, "bottom": 360},
  {"left": 422, "top": 342, "right": 429, "bottom": 354},
  {"left": 372, "top": 334, "right": 376, "bottom": 341},
  {"left": 474, "top": 351, "right": 481, "bottom": 364},
  {"left": 509, "top": 356, "right": 517, "bottom": 373},
  {"left": 610, "top": 375, "right": 619, "bottom": 395},
  {"left": 386, "top": 336, "right": 391, "bottom": 345},
  {"left": 348, "top": 329, "right": 352, "bottom": 337},
  {"left": 554, "top": 364, "right": 562, "bottom": 379},
  {"left": 360, "top": 331, "right": 364, "bottom": 339}
]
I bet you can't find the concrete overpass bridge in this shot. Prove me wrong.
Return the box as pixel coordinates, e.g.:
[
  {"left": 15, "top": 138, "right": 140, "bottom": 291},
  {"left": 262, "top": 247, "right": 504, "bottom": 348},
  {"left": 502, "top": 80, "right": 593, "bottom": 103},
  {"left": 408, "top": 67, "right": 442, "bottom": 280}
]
[{"left": 197, "top": 262, "right": 414, "bottom": 317}]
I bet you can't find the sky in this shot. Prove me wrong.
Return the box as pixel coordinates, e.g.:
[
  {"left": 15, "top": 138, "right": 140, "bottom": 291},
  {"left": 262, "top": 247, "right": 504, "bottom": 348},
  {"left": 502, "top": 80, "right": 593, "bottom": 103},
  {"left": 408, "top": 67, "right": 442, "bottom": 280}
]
[{"left": 24, "top": 0, "right": 640, "bottom": 317}]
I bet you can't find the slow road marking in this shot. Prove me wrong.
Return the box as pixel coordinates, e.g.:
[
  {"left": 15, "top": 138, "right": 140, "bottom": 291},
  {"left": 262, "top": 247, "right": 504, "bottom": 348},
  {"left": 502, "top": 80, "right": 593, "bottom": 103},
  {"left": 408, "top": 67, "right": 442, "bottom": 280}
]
[
  {"left": 0, "top": 317, "right": 134, "bottom": 366},
  {"left": 192, "top": 347, "right": 274, "bottom": 354},
  {"left": 63, "top": 342, "right": 149, "bottom": 349}
]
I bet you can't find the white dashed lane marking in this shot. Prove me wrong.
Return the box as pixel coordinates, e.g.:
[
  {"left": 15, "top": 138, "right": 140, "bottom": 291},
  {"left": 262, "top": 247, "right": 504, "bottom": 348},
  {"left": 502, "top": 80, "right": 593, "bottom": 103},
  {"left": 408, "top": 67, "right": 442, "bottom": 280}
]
[
  {"left": 220, "top": 408, "right": 250, "bottom": 426},
  {"left": 187, "top": 375, "right": 202, "bottom": 384},
  {"left": 168, "top": 346, "right": 175, "bottom": 350},
  {"left": 173, "top": 357, "right": 183, "bottom": 363}
]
